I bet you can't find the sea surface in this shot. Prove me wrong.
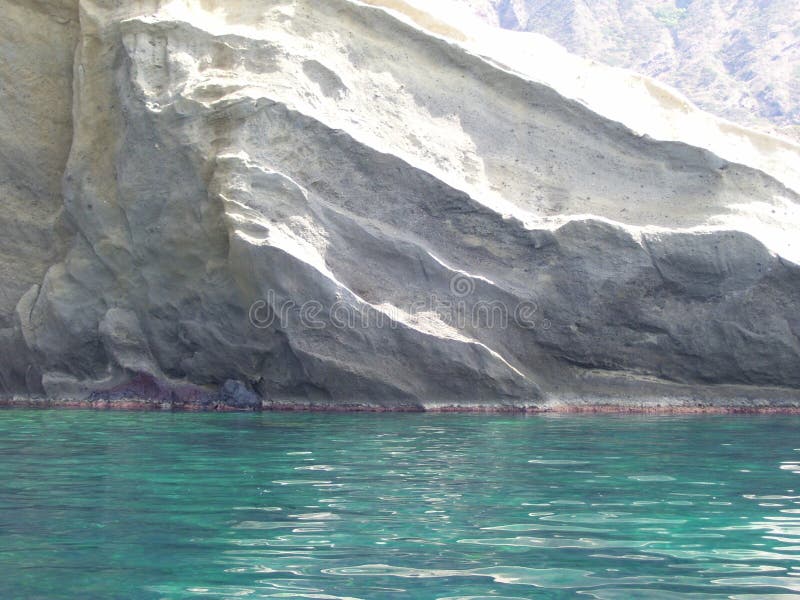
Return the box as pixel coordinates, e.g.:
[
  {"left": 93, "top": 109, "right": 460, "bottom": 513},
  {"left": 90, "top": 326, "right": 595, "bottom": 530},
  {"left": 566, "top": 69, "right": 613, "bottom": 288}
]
[{"left": 1, "top": 410, "right": 799, "bottom": 599}]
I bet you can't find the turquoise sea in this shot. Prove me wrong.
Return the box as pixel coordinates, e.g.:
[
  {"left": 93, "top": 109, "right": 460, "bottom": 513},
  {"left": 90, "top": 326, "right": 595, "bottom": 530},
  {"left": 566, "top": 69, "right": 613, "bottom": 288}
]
[{"left": 1, "top": 410, "right": 799, "bottom": 599}]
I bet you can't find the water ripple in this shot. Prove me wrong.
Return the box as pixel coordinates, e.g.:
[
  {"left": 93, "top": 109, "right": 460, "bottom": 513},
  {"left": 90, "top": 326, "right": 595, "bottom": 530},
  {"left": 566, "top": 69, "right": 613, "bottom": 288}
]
[{"left": 2, "top": 411, "right": 800, "bottom": 598}]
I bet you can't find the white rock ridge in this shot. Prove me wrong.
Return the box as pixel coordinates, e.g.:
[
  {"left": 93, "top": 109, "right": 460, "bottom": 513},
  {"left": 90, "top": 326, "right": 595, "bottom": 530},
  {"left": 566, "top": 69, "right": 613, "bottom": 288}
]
[{"left": 1, "top": 0, "right": 799, "bottom": 409}]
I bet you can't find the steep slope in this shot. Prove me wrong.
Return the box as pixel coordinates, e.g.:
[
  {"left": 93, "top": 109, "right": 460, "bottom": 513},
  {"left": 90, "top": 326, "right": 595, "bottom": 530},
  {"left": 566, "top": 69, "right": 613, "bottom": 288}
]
[
  {"left": 0, "top": 0, "right": 77, "bottom": 392},
  {"left": 461, "top": 0, "right": 800, "bottom": 142},
  {"left": 1, "top": 0, "right": 800, "bottom": 410}
]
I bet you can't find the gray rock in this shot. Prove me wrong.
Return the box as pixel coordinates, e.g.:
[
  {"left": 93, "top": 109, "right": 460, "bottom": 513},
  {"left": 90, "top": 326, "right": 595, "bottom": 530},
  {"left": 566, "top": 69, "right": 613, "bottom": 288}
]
[
  {"left": 219, "top": 380, "right": 262, "bottom": 410},
  {"left": 0, "top": 0, "right": 799, "bottom": 409},
  {"left": 99, "top": 308, "right": 161, "bottom": 377}
]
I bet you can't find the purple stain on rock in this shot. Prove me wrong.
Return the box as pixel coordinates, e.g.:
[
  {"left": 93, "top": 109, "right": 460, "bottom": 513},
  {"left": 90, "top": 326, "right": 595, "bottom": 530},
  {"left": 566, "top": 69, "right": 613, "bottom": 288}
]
[{"left": 89, "top": 373, "right": 262, "bottom": 411}]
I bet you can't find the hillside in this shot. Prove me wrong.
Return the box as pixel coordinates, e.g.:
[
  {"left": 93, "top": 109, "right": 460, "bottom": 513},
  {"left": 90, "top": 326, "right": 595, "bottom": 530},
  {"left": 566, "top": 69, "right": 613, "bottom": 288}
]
[{"left": 462, "top": 0, "right": 800, "bottom": 141}]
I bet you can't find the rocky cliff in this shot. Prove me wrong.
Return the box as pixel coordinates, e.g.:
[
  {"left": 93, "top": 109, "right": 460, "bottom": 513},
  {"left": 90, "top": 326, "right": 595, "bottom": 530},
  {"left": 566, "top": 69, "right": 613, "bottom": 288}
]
[
  {"left": 461, "top": 0, "right": 800, "bottom": 143},
  {"left": 1, "top": 0, "right": 799, "bottom": 411}
]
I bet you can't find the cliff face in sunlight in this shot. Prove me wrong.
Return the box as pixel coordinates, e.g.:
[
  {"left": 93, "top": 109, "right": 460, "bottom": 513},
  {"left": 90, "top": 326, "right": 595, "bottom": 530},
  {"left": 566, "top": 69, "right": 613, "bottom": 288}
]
[
  {"left": 462, "top": 0, "right": 800, "bottom": 142},
  {"left": 1, "top": 0, "right": 800, "bottom": 410}
]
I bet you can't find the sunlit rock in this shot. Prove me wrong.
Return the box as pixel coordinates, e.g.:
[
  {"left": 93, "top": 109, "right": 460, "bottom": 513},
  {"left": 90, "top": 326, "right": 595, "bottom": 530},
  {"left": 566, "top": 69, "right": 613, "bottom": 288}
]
[{"left": 1, "top": 0, "right": 799, "bottom": 409}]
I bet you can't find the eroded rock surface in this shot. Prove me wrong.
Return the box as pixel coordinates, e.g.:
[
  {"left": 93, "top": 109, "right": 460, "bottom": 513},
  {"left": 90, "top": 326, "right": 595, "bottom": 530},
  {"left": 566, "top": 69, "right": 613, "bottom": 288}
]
[{"left": 1, "top": 0, "right": 799, "bottom": 409}]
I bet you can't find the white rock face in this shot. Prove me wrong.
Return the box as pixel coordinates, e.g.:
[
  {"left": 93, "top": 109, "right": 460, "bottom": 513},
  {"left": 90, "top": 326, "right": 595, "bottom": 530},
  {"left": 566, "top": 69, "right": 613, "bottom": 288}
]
[
  {"left": 2, "top": 0, "right": 800, "bottom": 409},
  {"left": 458, "top": 0, "right": 800, "bottom": 143}
]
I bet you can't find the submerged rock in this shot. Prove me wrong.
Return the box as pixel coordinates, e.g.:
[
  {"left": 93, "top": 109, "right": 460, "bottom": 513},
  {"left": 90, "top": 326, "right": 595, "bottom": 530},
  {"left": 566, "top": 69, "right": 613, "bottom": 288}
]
[{"left": 0, "top": 0, "right": 799, "bottom": 410}]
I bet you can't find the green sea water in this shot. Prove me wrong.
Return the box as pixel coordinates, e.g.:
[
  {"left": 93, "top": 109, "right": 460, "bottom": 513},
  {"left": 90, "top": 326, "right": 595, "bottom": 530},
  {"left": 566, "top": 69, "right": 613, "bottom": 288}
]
[{"left": 1, "top": 410, "right": 799, "bottom": 599}]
